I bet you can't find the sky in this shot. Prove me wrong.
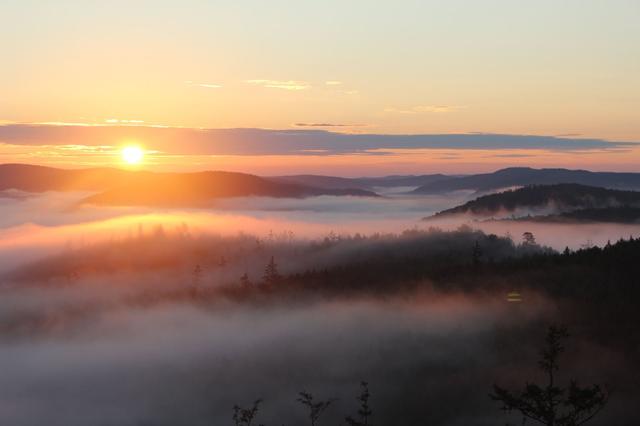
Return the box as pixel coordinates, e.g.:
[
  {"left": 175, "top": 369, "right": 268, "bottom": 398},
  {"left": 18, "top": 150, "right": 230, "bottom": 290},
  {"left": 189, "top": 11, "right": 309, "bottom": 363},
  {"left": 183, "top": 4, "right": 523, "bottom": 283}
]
[{"left": 1, "top": 0, "right": 639, "bottom": 175}]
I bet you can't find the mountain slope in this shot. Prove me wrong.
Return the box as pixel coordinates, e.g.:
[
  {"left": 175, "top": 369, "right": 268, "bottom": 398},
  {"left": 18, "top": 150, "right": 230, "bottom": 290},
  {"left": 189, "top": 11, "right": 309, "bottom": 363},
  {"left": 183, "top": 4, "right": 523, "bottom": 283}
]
[
  {"left": 531, "top": 206, "right": 640, "bottom": 223},
  {"left": 0, "top": 164, "right": 378, "bottom": 207},
  {"left": 428, "top": 184, "right": 640, "bottom": 219},
  {"left": 269, "top": 174, "right": 450, "bottom": 190},
  {"left": 0, "top": 163, "right": 133, "bottom": 192},
  {"left": 268, "top": 175, "right": 369, "bottom": 190},
  {"left": 412, "top": 167, "right": 640, "bottom": 194},
  {"left": 354, "top": 174, "right": 450, "bottom": 188},
  {"left": 84, "top": 171, "right": 377, "bottom": 207}
]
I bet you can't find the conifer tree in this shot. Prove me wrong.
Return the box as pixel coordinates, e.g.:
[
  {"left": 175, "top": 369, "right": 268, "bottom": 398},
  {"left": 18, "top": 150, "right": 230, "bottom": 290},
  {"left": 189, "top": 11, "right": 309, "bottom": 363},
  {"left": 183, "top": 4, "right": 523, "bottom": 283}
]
[
  {"left": 491, "top": 326, "right": 609, "bottom": 426},
  {"left": 232, "top": 399, "right": 263, "bottom": 426},
  {"left": 297, "top": 391, "right": 336, "bottom": 426},
  {"left": 240, "top": 272, "right": 252, "bottom": 288},
  {"left": 262, "top": 256, "right": 281, "bottom": 286},
  {"left": 345, "top": 382, "right": 372, "bottom": 426}
]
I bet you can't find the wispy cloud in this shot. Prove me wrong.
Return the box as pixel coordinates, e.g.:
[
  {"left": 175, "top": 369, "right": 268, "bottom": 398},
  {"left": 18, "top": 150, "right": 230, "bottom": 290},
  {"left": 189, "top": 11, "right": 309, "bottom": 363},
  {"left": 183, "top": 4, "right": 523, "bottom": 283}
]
[
  {"left": 247, "top": 80, "right": 311, "bottom": 90},
  {"left": 1, "top": 124, "right": 632, "bottom": 156},
  {"left": 185, "top": 80, "right": 222, "bottom": 89},
  {"left": 437, "top": 154, "right": 462, "bottom": 160},
  {"left": 555, "top": 133, "right": 582, "bottom": 137},
  {"left": 104, "top": 119, "right": 145, "bottom": 124},
  {"left": 489, "top": 153, "right": 537, "bottom": 158},
  {"left": 55, "top": 144, "right": 116, "bottom": 153},
  {"left": 321, "top": 81, "right": 359, "bottom": 95},
  {"left": 384, "top": 105, "right": 465, "bottom": 114},
  {"left": 293, "top": 123, "right": 367, "bottom": 128}
]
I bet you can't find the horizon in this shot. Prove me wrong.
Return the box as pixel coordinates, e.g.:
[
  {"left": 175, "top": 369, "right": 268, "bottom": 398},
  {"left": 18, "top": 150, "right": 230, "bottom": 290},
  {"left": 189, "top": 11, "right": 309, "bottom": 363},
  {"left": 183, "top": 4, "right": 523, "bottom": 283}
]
[
  {"left": 1, "top": 123, "right": 639, "bottom": 175},
  {"left": 2, "top": 160, "right": 639, "bottom": 179}
]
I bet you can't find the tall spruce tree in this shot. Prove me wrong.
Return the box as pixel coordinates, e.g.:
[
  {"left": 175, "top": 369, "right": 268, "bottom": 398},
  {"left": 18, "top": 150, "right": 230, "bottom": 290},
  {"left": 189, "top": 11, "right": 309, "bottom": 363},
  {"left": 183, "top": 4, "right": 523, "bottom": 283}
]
[
  {"left": 491, "top": 326, "right": 609, "bottom": 426},
  {"left": 262, "top": 256, "right": 281, "bottom": 286}
]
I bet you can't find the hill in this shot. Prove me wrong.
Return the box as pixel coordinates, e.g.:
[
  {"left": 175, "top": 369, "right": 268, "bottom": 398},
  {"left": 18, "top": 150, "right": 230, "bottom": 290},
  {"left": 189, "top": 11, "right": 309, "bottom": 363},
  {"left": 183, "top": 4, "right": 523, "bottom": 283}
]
[
  {"left": 0, "top": 163, "right": 133, "bottom": 192},
  {"left": 411, "top": 167, "right": 640, "bottom": 194},
  {"left": 0, "top": 164, "right": 378, "bottom": 207},
  {"left": 526, "top": 206, "right": 640, "bottom": 223},
  {"left": 427, "top": 184, "right": 640, "bottom": 220},
  {"left": 268, "top": 175, "right": 369, "bottom": 190},
  {"left": 268, "top": 173, "right": 450, "bottom": 190}
]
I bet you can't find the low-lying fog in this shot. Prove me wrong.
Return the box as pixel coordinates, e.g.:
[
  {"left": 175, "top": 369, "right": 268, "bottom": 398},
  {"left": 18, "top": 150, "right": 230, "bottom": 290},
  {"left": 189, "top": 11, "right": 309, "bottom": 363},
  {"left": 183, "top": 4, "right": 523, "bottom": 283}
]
[
  {"left": 1, "top": 190, "right": 638, "bottom": 425},
  {"left": 0, "top": 294, "right": 553, "bottom": 426},
  {"left": 1, "top": 190, "right": 638, "bottom": 273}
]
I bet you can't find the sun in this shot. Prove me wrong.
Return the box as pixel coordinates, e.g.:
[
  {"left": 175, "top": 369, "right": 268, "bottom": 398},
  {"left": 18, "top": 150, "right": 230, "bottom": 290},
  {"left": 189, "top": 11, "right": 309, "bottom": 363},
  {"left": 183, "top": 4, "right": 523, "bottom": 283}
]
[{"left": 121, "top": 145, "right": 144, "bottom": 165}]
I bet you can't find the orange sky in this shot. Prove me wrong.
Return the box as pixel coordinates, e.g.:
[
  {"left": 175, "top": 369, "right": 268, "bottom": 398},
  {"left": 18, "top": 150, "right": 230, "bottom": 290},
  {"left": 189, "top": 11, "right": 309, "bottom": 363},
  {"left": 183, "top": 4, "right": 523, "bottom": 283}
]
[
  {"left": 1, "top": 1, "right": 639, "bottom": 174},
  {"left": 0, "top": 126, "right": 638, "bottom": 175}
]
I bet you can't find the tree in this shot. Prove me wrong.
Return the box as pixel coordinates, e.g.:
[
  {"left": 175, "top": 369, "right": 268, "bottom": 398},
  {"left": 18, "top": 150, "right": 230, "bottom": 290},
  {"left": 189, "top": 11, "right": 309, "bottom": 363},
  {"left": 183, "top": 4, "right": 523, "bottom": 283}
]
[
  {"left": 240, "top": 272, "right": 252, "bottom": 288},
  {"left": 262, "top": 256, "right": 281, "bottom": 286},
  {"left": 232, "top": 399, "right": 263, "bottom": 426},
  {"left": 192, "top": 264, "right": 202, "bottom": 297},
  {"left": 345, "top": 381, "right": 372, "bottom": 426},
  {"left": 491, "top": 326, "right": 609, "bottom": 426},
  {"left": 522, "top": 232, "right": 537, "bottom": 246},
  {"left": 472, "top": 240, "right": 483, "bottom": 268},
  {"left": 297, "top": 391, "right": 336, "bottom": 426}
]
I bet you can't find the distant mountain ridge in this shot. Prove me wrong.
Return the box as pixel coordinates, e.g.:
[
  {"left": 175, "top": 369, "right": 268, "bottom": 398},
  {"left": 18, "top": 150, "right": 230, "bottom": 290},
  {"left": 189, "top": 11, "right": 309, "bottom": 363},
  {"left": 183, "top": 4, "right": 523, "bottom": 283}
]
[
  {"left": 411, "top": 167, "right": 640, "bottom": 194},
  {"left": 5, "top": 164, "right": 640, "bottom": 210},
  {"left": 0, "top": 164, "right": 378, "bottom": 207},
  {"left": 427, "top": 183, "right": 640, "bottom": 221},
  {"left": 268, "top": 174, "right": 450, "bottom": 190}
]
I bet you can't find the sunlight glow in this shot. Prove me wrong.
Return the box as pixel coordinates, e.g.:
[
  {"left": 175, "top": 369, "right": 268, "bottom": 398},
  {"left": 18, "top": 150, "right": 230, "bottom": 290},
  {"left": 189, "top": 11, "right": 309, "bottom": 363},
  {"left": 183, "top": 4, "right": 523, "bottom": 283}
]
[{"left": 122, "top": 145, "right": 144, "bottom": 165}]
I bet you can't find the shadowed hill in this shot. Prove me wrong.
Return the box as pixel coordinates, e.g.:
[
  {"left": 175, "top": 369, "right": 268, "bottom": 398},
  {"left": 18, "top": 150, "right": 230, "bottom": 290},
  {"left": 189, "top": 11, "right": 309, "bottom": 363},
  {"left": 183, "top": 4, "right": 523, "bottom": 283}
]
[
  {"left": 355, "top": 174, "right": 450, "bottom": 188},
  {"left": 0, "top": 163, "right": 134, "bottom": 192},
  {"left": 268, "top": 175, "right": 370, "bottom": 190},
  {"left": 0, "top": 164, "right": 378, "bottom": 207},
  {"left": 427, "top": 184, "right": 640, "bottom": 219},
  {"left": 411, "top": 167, "right": 640, "bottom": 194},
  {"left": 269, "top": 174, "right": 450, "bottom": 190},
  {"left": 529, "top": 206, "right": 640, "bottom": 223},
  {"left": 84, "top": 171, "right": 377, "bottom": 207}
]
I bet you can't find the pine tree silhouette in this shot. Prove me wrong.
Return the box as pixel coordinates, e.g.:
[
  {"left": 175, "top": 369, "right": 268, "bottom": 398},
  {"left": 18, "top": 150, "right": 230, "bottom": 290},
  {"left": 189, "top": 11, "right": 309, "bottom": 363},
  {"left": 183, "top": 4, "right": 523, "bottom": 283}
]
[
  {"left": 262, "top": 256, "right": 281, "bottom": 286},
  {"left": 472, "top": 240, "right": 483, "bottom": 268},
  {"left": 491, "top": 326, "right": 609, "bottom": 426},
  {"left": 232, "top": 399, "right": 263, "bottom": 426},
  {"left": 522, "top": 232, "right": 537, "bottom": 246},
  {"left": 192, "top": 264, "right": 202, "bottom": 297},
  {"left": 296, "top": 391, "right": 337, "bottom": 426},
  {"left": 345, "top": 381, "right": 372, "bottom": 426},
  {"left": 240, "top": 272, "right": 252, "bottom": 288}
]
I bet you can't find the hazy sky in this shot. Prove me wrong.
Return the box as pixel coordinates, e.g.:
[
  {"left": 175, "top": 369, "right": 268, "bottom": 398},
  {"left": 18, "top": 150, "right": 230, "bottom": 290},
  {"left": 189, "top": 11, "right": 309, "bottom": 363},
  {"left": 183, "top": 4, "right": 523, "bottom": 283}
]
[{"left": 1, "top": 0, "right": 639, "bottom": 174}]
